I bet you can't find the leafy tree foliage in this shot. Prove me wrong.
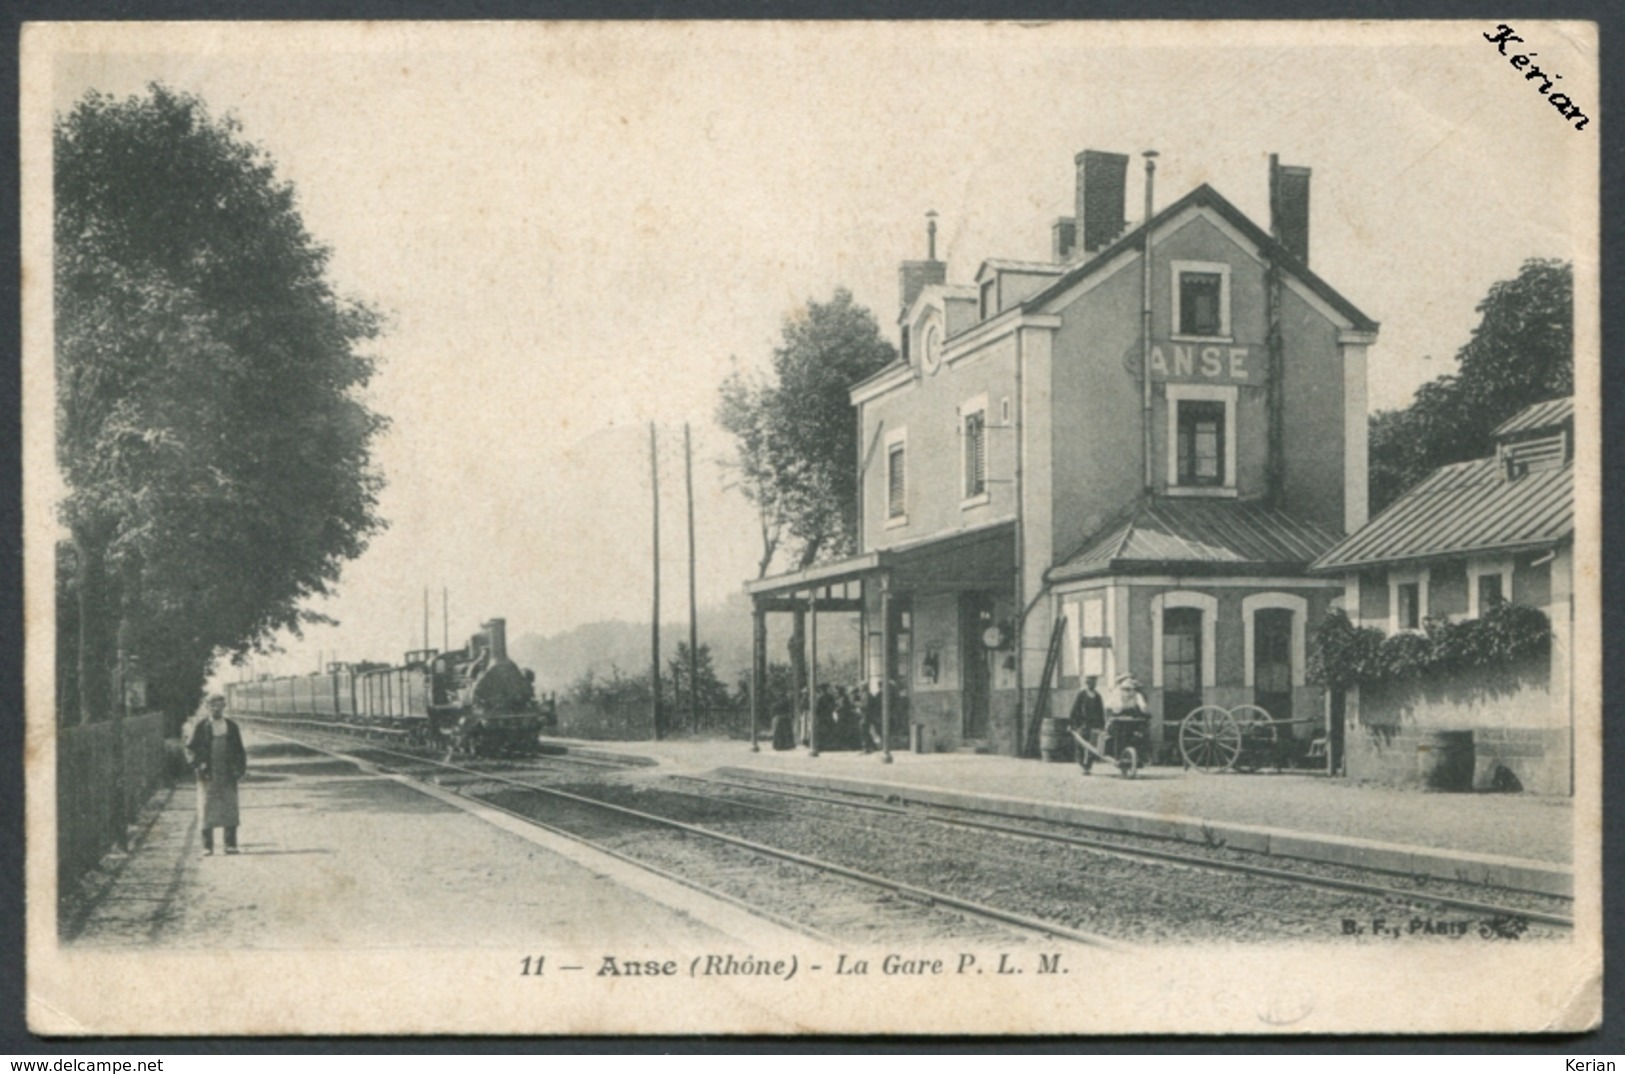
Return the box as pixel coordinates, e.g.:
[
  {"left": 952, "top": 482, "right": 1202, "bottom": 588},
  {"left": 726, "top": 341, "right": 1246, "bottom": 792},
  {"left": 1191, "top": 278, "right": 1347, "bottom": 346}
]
[
  {"left": 56, "top": 85, "right": 387, "bottom": 725},
  {"left": 1368, "top": 259, "right": 1571, "bottom": 513},
  {"left": 717, "top": 288, "right": 895, "bottom": 697},
  {"left": 717, "top": 288, "right": 897, "bottom": 575},
  {"left": 666, "top": 642, "right": 733, "bottom": 720},
  {"left": 1308, "top": 604, "right": 1550, "bottom": 688}
]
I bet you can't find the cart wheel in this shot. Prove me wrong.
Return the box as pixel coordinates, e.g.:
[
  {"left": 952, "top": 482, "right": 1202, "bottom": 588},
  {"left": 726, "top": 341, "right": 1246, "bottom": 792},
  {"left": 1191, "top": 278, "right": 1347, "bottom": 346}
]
[
  {"left": 1118, "top": 746, "right": 1139, "bottom": 779},
  {"left": 1231, "top": 704, "right": 1280, "bottom": 772},
  {"left": 1179, "top": 705, "right": 1242, "bottom": 773}
]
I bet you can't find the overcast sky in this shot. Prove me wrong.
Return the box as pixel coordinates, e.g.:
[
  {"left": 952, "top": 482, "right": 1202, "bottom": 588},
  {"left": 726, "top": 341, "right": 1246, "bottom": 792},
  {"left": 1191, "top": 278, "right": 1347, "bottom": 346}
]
[{"left": 31, "top": 21, "right": 1597, "bottom": 683}]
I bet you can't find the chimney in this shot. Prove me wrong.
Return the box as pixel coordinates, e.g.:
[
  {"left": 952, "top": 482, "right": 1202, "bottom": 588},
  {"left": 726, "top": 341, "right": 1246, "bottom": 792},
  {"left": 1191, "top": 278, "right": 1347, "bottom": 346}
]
[
  {"left": 482, "top": 617, "right": 508, "bottom": 663},
  {"left": 1052, "top": 217, "right": 1078, "bottom": 261},
  {"left": 1269, "top": 155, "right": 1312, "bottom": 264},
  {"left": 1077, "top": 150, "right": 1129, "bottom": 253},
  {"left": 898, "top": 210, "right": 946, "bottom": 317}
]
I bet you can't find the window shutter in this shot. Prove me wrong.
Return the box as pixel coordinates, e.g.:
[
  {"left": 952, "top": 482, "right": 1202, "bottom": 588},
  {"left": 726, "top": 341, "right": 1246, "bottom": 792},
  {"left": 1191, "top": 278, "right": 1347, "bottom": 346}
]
[
  {"left": 965, "top": 411, "right": 987, "bottom": 496},
  {"left": 888, "top": 445, "right": 906, "bottom": 518}
]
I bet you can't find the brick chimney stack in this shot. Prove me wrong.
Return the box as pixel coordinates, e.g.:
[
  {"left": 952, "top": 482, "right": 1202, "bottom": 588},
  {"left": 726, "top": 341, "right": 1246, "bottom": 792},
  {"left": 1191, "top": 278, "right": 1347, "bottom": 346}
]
[
  {"left": 898, "top": 210, "right": 946, "bottom": 317},
  {"left": 1269, "top": 155, "right": 1312, "bottom": 264},
  {"left": 1077, "top": 150, "right": 1130, "bottom": 253}
]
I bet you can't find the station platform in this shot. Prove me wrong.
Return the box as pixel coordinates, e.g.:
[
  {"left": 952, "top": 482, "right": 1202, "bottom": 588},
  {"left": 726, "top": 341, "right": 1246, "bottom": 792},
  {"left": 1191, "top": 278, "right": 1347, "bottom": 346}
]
[
  {"left": 58, "top": 728, "right": 807, "bottom": 952},
  {"left": 540, "top": 734, "right": 1577, "bottom": 897}
]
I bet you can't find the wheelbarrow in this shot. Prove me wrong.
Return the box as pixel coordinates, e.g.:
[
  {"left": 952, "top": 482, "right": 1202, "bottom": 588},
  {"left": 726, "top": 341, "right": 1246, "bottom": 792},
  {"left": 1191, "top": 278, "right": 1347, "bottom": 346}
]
[{"left": 1068, "top": 715, "right": 1151, "bottom": 779}]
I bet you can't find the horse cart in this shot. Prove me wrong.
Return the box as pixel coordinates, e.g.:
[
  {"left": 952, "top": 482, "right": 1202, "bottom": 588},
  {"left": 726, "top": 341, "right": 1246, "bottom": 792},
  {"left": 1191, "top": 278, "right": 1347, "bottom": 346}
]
[
  {"left": 1069, "top": 714, "right": 1152, "bottom": 779},
  {"left": 1176, "top": 705, "right": 1323, "bottom": 773}
]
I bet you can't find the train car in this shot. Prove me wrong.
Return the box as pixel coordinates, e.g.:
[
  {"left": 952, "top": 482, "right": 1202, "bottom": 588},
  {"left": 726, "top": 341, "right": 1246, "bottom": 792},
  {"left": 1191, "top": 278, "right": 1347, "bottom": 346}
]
[{"left": 226, "top": 616, "right": 544, "bottom": 756}]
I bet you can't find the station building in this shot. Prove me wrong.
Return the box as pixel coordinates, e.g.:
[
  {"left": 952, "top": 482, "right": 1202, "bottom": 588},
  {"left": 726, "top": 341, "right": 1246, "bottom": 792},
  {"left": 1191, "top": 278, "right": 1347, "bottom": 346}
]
[
  {"left": 1311, "top": 399, "right": 1575, "bottom": 793},
  {"left": 747, "top": 150, "right": 1379, "bottom": 760}
]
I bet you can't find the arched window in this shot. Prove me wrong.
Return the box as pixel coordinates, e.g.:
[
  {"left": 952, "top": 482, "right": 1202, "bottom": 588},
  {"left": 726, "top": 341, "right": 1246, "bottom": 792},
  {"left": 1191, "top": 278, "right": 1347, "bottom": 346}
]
[
  {"left": 1242, "top": 593, "right": 1308, "bottom": 723},
  {"left": 1152, "top": 592, "right": 1217, "bottom": 724}
]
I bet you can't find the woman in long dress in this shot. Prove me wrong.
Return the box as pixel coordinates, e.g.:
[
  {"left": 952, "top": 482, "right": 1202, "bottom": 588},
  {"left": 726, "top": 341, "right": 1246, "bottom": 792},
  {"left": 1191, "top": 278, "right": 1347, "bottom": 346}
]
[{"left": 186, "top": 694, "right": 248, "bottom": 856}]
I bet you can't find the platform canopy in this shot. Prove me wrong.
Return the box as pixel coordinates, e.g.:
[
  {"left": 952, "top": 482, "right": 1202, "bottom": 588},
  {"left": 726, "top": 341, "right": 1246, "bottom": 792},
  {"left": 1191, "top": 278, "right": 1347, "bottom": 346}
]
[{"left": 745, "top": 519, "right": 1016, "bottom": 609}]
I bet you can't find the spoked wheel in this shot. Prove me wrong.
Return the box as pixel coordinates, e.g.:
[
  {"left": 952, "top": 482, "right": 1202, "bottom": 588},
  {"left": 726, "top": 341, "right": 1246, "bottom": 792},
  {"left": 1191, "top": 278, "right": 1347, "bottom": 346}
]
[
  {"left": 1231, "top": 704, "right": 1280, "bottom": 772},
  {"left": 1179, "top": 705, "right": 1242, "bottom": 773},
  {"left": 1118, "top": 745, "right": 1139, "bottom": 779}
]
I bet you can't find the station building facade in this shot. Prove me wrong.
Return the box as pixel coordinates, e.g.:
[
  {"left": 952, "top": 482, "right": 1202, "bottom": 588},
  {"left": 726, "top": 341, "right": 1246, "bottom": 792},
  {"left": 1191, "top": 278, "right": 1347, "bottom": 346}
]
[{"left": 747, "top": 151, "right": 1379, "bottom": 760}]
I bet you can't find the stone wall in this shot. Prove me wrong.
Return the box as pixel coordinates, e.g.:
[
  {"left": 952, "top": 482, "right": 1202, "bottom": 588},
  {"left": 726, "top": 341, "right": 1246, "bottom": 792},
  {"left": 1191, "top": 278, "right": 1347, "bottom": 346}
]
[{"left": 1345, "top": 658, "right": 1569, "bottom": 794}]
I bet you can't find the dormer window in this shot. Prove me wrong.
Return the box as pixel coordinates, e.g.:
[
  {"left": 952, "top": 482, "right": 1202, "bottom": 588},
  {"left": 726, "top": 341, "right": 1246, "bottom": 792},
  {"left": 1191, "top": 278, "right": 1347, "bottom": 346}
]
[
  {"left": 979, "top": 278, "right": 997, "bottom": 321},
  {"left": 1171, "top": 260, "right": 1231, "bottom": 340},
  {"left": 1499, "top": 429, "right": 1570, "bottom": 477}
]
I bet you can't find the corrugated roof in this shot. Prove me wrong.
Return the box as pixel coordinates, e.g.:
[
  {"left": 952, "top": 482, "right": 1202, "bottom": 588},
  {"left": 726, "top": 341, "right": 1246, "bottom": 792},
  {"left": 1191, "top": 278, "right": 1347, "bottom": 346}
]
[
  {"left": 1021, "top": 184, "right": 1379, "bottom": 333},
  {"left": 1312, "top": 457, "right": 1572, "bottom": 572},
  {"left": 1493, "top": 397, "right": 1573, "bottom": 438},
  {"left": 1051, "top": 498, "right": 1344, "bottom": 581}
]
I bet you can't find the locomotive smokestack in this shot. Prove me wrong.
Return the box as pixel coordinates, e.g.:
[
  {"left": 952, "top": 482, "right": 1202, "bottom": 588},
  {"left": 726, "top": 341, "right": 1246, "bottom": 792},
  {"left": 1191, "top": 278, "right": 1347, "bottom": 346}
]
[{"left": 483, "top": 618, "right": 508, "bottom": 663}]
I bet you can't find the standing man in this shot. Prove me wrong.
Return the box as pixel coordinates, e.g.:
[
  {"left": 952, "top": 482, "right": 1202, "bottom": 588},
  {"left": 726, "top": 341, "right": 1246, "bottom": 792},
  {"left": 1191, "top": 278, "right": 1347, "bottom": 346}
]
[
  {"left": 1068, "top": 674, "right": 1106, "bottom": 774},
  {"left": 187, "top": 694, "right": 248, "bottom": 856}
]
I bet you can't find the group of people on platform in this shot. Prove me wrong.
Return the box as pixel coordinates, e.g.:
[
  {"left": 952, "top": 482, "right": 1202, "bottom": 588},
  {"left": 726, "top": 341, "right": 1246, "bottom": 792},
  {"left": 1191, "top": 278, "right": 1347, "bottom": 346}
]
[{"left": 771, "top": 680, "right": 891, "bottom": 752}]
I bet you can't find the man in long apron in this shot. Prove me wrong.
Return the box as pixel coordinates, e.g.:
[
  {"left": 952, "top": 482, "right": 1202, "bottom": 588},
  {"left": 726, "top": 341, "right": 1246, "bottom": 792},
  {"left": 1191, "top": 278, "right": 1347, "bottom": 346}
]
[{"left": 187, "top": 694, "right": 248, "bottom": 856}]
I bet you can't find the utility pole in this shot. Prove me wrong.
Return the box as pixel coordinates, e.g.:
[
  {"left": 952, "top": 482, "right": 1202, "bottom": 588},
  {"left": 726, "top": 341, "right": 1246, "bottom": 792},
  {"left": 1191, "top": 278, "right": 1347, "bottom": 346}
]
[
  {"left": 685, "top": 422, "right": 699, "bottom": 735},
  {"left": 422, "top": 587, "right": 429, "bottom": 650},
  {"left": 442, "top": 587, "right": 448, "bottom": 651},
  {"left": 1141, "top": 149, "right": 1159, "bottom": 495},
  {"left": 650, "top": 422, "right": 662, "bottom": 741}
]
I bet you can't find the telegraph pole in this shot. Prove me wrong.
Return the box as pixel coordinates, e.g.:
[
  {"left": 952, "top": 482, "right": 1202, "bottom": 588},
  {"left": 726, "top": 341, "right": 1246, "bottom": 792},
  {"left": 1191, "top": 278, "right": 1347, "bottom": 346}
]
[
  {"left": 650, "top": 423, "right": 663, "bottom": 740},
  {"left": 685, "top": 422, "right": 699, "bottom": 735}
]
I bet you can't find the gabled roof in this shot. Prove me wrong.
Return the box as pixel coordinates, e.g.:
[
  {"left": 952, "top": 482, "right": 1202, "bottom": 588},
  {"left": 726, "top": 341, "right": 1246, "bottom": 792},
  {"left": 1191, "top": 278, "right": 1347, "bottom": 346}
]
[
  {"left": 1493, "top": 397, "right": 1573, "bottom": 439},
  {"left": 1050, "top": 498, "right": 1344, "bottom": 582},
  {"left": 1311, "top": 455, "right": 1572, "bottom": 573},
  {"left": 1021, "top": 183, "right": 1379, "bottom": 333}
]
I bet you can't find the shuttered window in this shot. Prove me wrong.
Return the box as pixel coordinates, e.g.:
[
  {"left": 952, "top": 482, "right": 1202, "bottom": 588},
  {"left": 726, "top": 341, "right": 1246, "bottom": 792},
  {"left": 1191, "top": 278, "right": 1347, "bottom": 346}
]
[
  {"left": 964, "top": 410, "right": 987, "bottom": 498},
  {"left": 887, "top": 443, "right": 907, "bottom": 519}
]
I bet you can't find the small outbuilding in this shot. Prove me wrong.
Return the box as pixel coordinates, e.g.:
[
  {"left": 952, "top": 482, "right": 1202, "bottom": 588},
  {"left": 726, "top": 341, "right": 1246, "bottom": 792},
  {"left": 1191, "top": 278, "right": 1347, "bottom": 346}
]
[{"left": 1311, "top": 398, "right": 1575, "bottom": 794}]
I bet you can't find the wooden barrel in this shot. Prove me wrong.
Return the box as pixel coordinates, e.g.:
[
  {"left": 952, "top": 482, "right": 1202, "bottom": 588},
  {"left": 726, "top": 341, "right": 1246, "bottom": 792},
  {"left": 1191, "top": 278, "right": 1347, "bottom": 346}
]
[
  {"left": 1416, "top": 730, "right": 1474, "bottom": 791},
  {"left": 1039, "top": 718, "right": 1070, "bottom": 762}
]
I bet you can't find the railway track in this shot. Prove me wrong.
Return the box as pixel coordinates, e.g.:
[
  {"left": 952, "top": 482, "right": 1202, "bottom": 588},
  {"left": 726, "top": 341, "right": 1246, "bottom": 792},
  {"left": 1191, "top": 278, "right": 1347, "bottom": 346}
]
[
  {"left": 245, "top": 718, "right": 1572, "bottom": 943},
  {"left": 675, "top": 771, "right": 1576, "bottom": 931},
  {"left": 248, "top": 721, "right": 1120, "bottom": 950}
]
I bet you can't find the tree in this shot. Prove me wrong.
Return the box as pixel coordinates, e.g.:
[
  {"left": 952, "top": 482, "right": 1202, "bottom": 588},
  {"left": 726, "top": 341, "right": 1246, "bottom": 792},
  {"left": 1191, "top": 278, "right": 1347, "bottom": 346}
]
[
  {"left": 716, "top": 288, "right": 896, "bottom": 694},
  {"left": 56, "top": 85, "right": 388, "bottom": 726},
  {"left": 1368, "top": 259, "right": 1571, "bottom": 514},
  {"left": 717, "top": 288, "right": 897, "bottom": 575},
  {"left": 665, "top": 642, "right": 733, "bottom": 731}
]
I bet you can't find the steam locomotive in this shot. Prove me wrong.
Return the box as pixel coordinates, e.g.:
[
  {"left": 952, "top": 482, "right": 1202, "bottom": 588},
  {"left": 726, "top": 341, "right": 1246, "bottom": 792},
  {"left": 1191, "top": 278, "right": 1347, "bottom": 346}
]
[{"left": 226, "top": 617, "right": 551, "bottom": 755}]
